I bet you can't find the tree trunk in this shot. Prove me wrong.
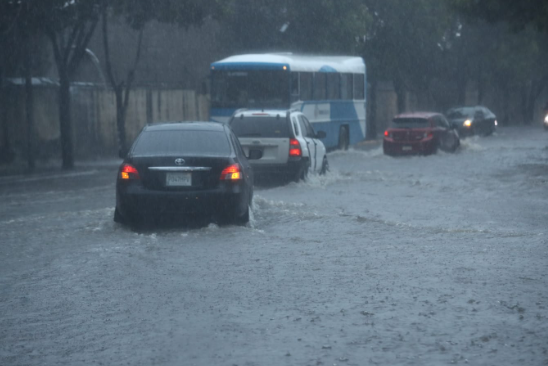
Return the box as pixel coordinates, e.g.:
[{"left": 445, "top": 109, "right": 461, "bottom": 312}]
[
  {"left": 114, "top": 87, "right": 127, "bottom": 155},
  {"left": 502, "top": 84, "right": 510, "bottom": 126},
  {"left": 394, "top": 78, "right": 406, "bottom": 113},
  {"left": 526, "top": 77, "right": 547, "bottom": 125},
  {"left": 367, "top": 79, "right": 378, "bottom": 140},
  {"left": 457, "top": 76, "right": 467, "bottom": 106},
  {"left": 477, "top": 64, "right": 485, "bottom": 105},
  {"left": 24, "top": 38, "right": 35, "bottom": 169},
  {"left": 0, "top": 66, "right": 13, "bottom": 164},
  {"left": 102, "top": 7, "right": 144, "bottom": 156},
  {"left": 520, "top": 84, "right": 532, "bottom": 125},
  {"left": 58, "top": 71, "right": 74, "bottom": 169},
  {"left": 46, "top": 17, "right": 99, "bottom": 170}
]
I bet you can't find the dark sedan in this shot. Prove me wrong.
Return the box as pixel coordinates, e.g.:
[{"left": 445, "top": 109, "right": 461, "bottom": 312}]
[
  {"left": 114, "top": 122, "right": 254, "bottom": 227},
  {"left": 446, "top": 106, "right": 497, "bottom": 137},
  {"left": 383, "top": 112, "right": 460, "bottom": 156}
]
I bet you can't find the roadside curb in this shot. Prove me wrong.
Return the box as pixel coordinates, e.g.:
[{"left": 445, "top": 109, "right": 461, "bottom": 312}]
[{"left": 0, "top": 158, "right": 122, "bottom": 180}]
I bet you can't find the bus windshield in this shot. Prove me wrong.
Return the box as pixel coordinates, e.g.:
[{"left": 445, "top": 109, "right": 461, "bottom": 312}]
[{"left": 211, "top": 70, "right": 289, "bottom": 109}]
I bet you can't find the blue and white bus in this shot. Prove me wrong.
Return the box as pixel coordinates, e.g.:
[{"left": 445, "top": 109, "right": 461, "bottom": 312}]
[{"left": 210, "top": 53, "right": 366, "bottom": 149}]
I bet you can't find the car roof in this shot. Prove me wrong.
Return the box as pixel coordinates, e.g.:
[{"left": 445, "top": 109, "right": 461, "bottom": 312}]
[
  {"left": 144, "top": 121, "right": 226, "bottom": 132},
  {"left": 447, "top": 105, "right": 491, "bottom": 112},
  {"left": 394, "top": 112, "right": 440, "bottom": 119},
  {"left": 233, "top": 109, "right": 294, "bottom": 118}
]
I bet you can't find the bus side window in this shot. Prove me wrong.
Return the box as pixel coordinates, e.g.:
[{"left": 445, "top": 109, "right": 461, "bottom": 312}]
[
  {"left": 341, "top": 73, "right": 353, "bottom": 100},
  {"left": 353, "top": 74, "right": 365, "bottom": 100},
  {"left": 327, "top": 73, "right": 340, "bottom": 100},
  {"left": 291, "top": 73, "right": 299, "bottom": 102},
  {"left": 300, "top": 72, "right": 313, "bottom": 100},
  {"left": 314, "top": 73, "right": 327, "bottom": 101}
]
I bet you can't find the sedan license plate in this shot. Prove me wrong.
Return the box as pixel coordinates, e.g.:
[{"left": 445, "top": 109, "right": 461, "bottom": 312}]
[
  {"left": 402, "top": 146, "right": 412, "bottom": 151},
  {"left": 166, "top": 172, "right": 191, "bottom": 186}
]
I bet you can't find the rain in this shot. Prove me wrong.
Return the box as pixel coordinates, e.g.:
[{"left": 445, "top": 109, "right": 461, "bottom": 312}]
[{"left": 1, "top": 1, "right": 548, "bottom": 365}]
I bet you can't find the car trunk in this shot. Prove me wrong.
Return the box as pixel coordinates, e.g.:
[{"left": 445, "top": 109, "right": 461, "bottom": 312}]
[
  {"left": 390, "top": 128, "right": 430, "bottom": 142},
  {"left": 129, "top": 155, "right": 234, "bottom": 191}
]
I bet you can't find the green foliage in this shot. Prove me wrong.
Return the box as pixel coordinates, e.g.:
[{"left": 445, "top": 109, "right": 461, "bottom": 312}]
[
  {"left": 449, "top": 0, "right": 548, "bottom": 33},
  {"left": 362, "top": 0, "right": 452, "bottom": 91},
  {"left": 109, "top": 0, "right": 219, "bottom": 30},
  {"left": 217, "top": 0, "right": 371, "bottom": 54}
]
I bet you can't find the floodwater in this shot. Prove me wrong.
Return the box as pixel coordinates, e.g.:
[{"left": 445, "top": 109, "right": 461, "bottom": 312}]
[{"left": 1, "top": 126, "right": 547, "bottom": 366}]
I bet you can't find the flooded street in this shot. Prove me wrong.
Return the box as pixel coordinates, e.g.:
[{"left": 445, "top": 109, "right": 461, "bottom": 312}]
[{"left": 1, "top": 127, "right": 547, "bottom": 366}]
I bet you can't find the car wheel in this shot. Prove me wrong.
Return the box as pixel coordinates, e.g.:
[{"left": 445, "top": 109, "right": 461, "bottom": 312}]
[
  {"left": 320, "top": 156, "right": 329, "bottom": 175},
  {"left": 292, "top": 163, "right": 309, "bottom": 183},
  {"left": 430, "top": 140, "right": 439, "bottom": 155},
  {"left": 488, "top": 122, "right": 496, "bottom": 136},
  {"left": 452, "top": 136, "right": 460, "bottom": 152},
  {"left": 220, "top": 206, "right": 249, "bottom": 226},
  {"left": 114, "top": 207, "right": 127, "bottom": 225},
  {"left": 338, "top": 126, "right": 349, "bottom": 150},
  {"left": 235, "top": 206, "right": 250, "bottom": 225}
]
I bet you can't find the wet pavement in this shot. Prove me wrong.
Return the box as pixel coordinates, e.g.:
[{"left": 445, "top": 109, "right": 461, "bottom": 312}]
[{"left": 1, "top": 126, "right": 547, "bottom": 366}]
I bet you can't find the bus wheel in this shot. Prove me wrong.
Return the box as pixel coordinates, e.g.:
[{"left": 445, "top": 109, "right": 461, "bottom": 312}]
[{"left": 338, "top": 126, "right": 349, "bottom": 150}]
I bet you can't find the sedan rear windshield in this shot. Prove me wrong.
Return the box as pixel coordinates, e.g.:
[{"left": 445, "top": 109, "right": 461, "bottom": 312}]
[
  {"left": 231, "top": 116, "right": 290, "bottom": 138},
  {"left": 447, "top": 108, "right": 474, "bottom": 119},
  {"left": 392, "top": 118, "right": 430, "bottom": 128},
  {"left": 132, "top": 130, "right": 231, "bottom": 156}
]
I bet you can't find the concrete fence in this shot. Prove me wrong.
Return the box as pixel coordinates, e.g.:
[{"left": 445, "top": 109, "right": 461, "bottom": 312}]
[
  {"left": 2, "top": 80, "right": 545, "bottom": 163},
  {"left": 0, "top": 83, "right": 210, "bottom": 161}
]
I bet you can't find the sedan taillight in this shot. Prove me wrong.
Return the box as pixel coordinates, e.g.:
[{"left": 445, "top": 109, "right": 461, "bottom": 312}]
[
  {"left": 220, "top": 164, "right": 242, "bottom": 180},
  {"left": 120, "top": 164, "right": 140, "bottom": 180}
]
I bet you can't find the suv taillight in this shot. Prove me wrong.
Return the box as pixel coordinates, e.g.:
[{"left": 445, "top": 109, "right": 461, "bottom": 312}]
[
  {"left": 289, "top": 139, "right": 301, "bottom": 157},
  {"left": 120, "top": 164, "right": 140, "bottom": 180},
  {"left": 220, "top": 164, "right": 242, "bottom": 180}
]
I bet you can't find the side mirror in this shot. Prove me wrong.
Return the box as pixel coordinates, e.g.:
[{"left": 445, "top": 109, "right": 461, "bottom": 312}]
[
  {"left": 247, "top": 149, "right": 263, "bottom": 160},
  {"left": 315, "top": 130, "right": 326, "bottom": 139}
]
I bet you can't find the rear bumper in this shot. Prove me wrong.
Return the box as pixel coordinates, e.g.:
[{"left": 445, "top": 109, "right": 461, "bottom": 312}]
[
  {"left": 249, "top": 159, "right": 306, "bottom": 176},
  {"left": 116, "top": 182, "right": 249, "bottom": 219},
  {"left": 383, "top": 139, "right": 436, "bottom": 155}
]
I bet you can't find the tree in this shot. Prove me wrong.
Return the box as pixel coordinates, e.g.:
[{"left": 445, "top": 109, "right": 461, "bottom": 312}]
[
  {"left": 361, "top": 0, "right": 452, "bottom": 112},
  {"left": 218, "top": 0, "right": 370, "bottom": 54},
  {"left": 24, "top": 0, "right": 101, "bottom": 169},
  {"left": 100, "top": 0, "right": 218, "bottom": 156},
  {"left": 100, "top": 2, "right": 143, "bottom": 157},
  {"left": 449, "top": 0, "right": 548, "bottom": 33},
  {"left": 0, "top": 0, "right": 49, "bottom": 167},
  {"left": 449, "top": 0, "right": 548, "bottom": 124}
]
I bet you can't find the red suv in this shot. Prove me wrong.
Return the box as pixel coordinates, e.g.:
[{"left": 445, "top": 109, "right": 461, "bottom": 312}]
[{"left": 383, "top": 112, "right": 460, "bottom": 156}]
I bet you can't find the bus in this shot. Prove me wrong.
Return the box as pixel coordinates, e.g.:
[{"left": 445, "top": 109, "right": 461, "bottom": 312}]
[{"left": 209, "top": 53, "right": 366, "bottom": 150}]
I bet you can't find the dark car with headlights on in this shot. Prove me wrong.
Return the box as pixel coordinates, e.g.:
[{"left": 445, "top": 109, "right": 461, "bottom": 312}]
[
  {"left": 114, "top": 122, "right": 254, "bottom": 226},
  {"left": 446, "top": 106, "right": 497, "bottom": 137},
  {"left": 383, "top": 112, "right": 460, "bottom": 156}
]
